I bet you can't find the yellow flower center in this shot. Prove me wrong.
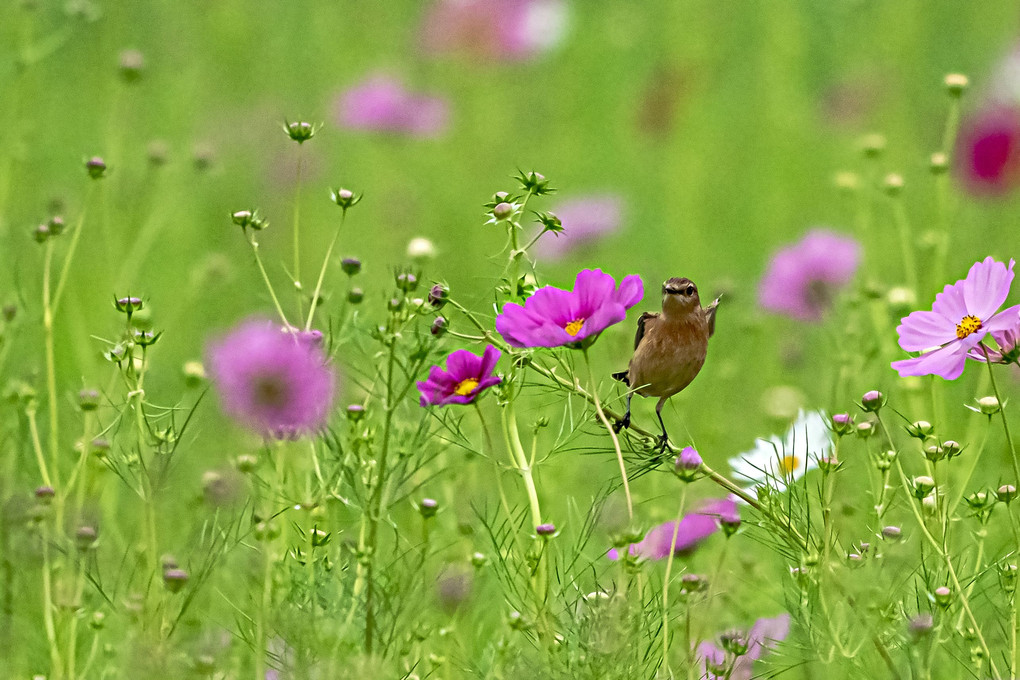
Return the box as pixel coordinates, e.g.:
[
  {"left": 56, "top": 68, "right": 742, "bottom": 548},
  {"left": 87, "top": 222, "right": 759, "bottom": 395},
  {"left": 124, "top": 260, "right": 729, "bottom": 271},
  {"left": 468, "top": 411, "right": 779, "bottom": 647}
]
[
  {"left": 956, "top": 315, "right": 982, "bottom": 339},
  {"left": 778, "top": 455, "right": 800, "bottom": 477},
  {"left": 564, "top": 318, "right": 585, "bottom": 336},
  {"left": 453, "top": 378, "right": 479, "bottom": 397}
]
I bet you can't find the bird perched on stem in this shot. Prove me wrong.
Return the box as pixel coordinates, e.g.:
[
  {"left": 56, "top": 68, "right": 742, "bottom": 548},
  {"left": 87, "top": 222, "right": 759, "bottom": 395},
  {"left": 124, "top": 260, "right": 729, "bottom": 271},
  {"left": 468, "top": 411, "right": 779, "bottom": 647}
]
[{"left": 612, "top": 277, "right": 719, "bottom": 450}]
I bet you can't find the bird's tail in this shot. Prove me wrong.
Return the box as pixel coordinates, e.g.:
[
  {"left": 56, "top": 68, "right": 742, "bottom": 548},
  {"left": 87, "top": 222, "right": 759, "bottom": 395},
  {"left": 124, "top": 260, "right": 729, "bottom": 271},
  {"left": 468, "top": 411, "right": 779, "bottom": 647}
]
[{"left": 611, "top": 370, "right": 629, "bottom": 385}]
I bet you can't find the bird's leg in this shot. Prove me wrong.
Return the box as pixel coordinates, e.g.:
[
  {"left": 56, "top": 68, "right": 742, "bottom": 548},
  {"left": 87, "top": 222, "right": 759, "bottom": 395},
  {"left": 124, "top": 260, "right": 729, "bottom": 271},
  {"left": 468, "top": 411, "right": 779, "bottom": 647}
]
[
  {"left": 655, "top": 398, "right": 670, "bottom": 453},
  {"left": 613, "top": 393, "right": 633, "bottom": 433}
]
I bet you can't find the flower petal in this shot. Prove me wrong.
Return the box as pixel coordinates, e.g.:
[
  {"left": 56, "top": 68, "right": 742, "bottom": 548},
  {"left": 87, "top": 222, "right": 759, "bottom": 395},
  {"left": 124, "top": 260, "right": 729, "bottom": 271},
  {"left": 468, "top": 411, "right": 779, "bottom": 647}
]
[
  {"left": 573, "top": 268, "right": 618, "bottom": 318},
  {"left": 479, "top": 345, "right": 502, "bottom": 377},
  {"left": 896, "top": 309, "right": 957, "bottom": 351},
  {"left": 963, "top": 257, "right": 1015, "bottom": 320},
  {"left": 891, "top": 341, "right": 973, "bottom": 380},
  {"left": 931, "top": 280, "right": 969, "bottom": 324},
  {"left": 615, "top": 274, "right": 645, "bottom": 309}
]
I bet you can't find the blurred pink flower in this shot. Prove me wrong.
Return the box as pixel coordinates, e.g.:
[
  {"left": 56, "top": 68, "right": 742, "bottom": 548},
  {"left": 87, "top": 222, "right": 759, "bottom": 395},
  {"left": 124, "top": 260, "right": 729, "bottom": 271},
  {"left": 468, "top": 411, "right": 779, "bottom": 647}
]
[
  {"left": 496, "top": 268, "right": 643, "bottom": 349},
  {"left": 969, "top": 313, "right": 1020, "bottom": 364},
  {"left": 607, "top": 496, "right": 738, "bottom": 560},
  {"left": 420, "top": 0, "right": 567, "bottom": 61},
  {"left": 335, "top": 74, "right": 449, "bottom": 137},
  {"left": 206, "top": 319, "right": 336, "bottom": 438},
  {"left": 758, "top": 229, "right": 861, "bottom": 321},
  {"left": 893, "top": 257, "right": 1020, "bottom": 380},
  {"left": 533, "top": 196, "right": 623, "bottom": 260},
  {"left": 955, "top": 106, "right": 1020, "bottom": 195},
  {"left": 699, "top": 613, "right": 791, "bottom": 680}
]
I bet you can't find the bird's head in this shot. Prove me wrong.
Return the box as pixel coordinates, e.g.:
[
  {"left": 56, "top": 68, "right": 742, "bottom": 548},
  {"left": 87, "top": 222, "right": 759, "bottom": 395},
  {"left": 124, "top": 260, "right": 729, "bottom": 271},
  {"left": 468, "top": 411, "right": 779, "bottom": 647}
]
[{"left": 661, "top": 277, "right": 701, "bottom": 316}]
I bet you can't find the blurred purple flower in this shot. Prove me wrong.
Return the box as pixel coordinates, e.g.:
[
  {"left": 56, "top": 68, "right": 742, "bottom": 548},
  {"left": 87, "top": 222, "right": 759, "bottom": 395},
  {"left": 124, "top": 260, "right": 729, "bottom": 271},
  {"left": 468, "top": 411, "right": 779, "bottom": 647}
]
[
  {"left": 607, "top": 496, "right": 738, "bottom": 561},
  {"left": 206, "top": 319, "right": 336, "bottom": 438},
  {"left": 335, "top": 74, "right": 449, "bottom": 137},
  {"left": 699, "top": 613, "right": 791, "bottom": 680},
  {"left": 969, "top": 313, "right": 1020, "bottom": 364},
  {"left": 955, "top": 106, "right": 1020, "bottom": 195},
  {"left": 496, "top": 269, "right": 643, "bottom": 349},
  {"left": 420, "top": 0, "right": 567, "bottom": 62},
  {"left": 758, "top": 229, "right": 861, "bottom": 321},
  {"left": 892, "top": 257, "right": 1020, "bottom": 380},
  {"left": 533, "top": 196, "right": 623, "bottom": 260},
  {"left": 418, "top": 345, "right": 502, "bottom": 407}
]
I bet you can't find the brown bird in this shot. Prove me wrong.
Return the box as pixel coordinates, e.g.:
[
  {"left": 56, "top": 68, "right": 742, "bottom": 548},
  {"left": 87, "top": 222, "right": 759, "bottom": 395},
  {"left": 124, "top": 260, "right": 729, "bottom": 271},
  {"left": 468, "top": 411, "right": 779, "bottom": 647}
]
[{"left": 612, "top": 277, "right": 719, "bottom": 450}]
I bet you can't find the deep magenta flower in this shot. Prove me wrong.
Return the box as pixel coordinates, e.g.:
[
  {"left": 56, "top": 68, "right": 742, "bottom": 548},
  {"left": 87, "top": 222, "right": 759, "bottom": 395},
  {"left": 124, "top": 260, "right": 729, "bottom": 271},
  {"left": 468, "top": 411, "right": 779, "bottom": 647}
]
[
  {"left": 496, "top": 269, "right": 643, "bottom": 349},
  {"left": 533, "top": 195, "right": 623, "bottom": 261},
  {"left": 418, "top": 345, "right": 502, "bottom": 407},
  {"left": 334, "top": 74, "right": 449, "bottom": 138},
  {"left": 699, "top": 613, "right": 791, "bottom": 680},
  {"left": 758, "top": 229, "right": 861, "bottom": 321},
  {"left": 607, "top": 497, "right": 738, "bottom": 561},
  {"left": 892, "top": 257, "right": 1020, "bottom": 380},
  {"left": 207, "top": 319, "right": 336, "bottom": 438},
  {"left": 955, "top": 106, "right": 1020, "bottom": 195},
  {"left": 419, "top": 0, "right": 567, "bottom": 62}
]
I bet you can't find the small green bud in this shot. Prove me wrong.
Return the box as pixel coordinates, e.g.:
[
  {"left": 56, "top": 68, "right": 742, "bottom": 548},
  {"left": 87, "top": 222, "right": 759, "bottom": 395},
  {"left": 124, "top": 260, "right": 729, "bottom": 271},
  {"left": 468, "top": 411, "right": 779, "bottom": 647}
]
[
  {"left": 856, "top": 420, "right": 876, "bottom": 439},
  {"left": 930, "top": 152, "right": 949, "bottom": 174},
  {"left": 395, "top": 271, "right": 418, "bottom": 292},
  {"left": 933, "top": 585, "right": 953, "bottom": 608},
  {"left": 977, "top": 396, "right": 1000, "bottom": 415},
  {"left": 183, "top": 360, "right": 205, "bottom": 388},
  {"left": 347, "top": 287, "right": 364, "bottom": 304},
  {"left": 492, "top": 202, "right": 514, "bottom": 220},
  {"left": 419, "top": 498, "right": 438, "bottom": 519},
  {"left": 883, "top": 174, "right": 904, "bottom": 196},
  {"left": 330, "top": 187, "right": 362, "bottom": 210},
  {"left": 906, "top": 421, "right": 934, "bottom": 439},
  {"left": 881, "top": 525, "right": 902, "bottom": 541},
  {"left": 997, "top": 484, "right": 1017, "bottom": 504},
  {"left": 340, "top": 257, "right": 362, "bottom": 276},
  {"left": 470, "top": 552, "right": 488, "bottom": 568},
  {"left": 235, "top": 454, "right": 258, "bottom": 473},
  {"left": 162, "top": 568, "right": 189, "bottom": 593},
  {"left": 912, "top": 475, "right": 935, "bottom": 498},
  {"left": 118, "top": 49, "right": 144, "bottom": 82},
  {"left": 430, "top": 316, "right": 448, "bottom": 337},
  {"left": 944, "top": 73, "right": 968, "bottom": 97},
  {"left": 90, "top": 611, "right": 106, "bottom": 630},
  {"left": 78, "top": 389, "right": 101, "bottom": 411},
  {"left": 33, "top": 224, "right": 50, "bottom": 243},
  {"left": 85, "top": 156, "right": 107, "bottom": 179},
  {"left": 428, "top": 284, "right": 449, "bottom": 309},
  {"left": 283, "top": 120, "right": 317, "bottom": 143},
  {"left": 860, "top": 133, "right": 886, "bottom": 158},
  {"left": 75, "top": 526, "right": 98, "bottom": 551}
]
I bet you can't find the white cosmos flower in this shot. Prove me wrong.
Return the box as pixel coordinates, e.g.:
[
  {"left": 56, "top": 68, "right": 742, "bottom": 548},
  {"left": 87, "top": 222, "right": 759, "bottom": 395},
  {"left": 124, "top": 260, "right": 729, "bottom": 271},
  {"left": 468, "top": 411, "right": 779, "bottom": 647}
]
[{"left": 728, "top": 409, "right": 832, "bottom": 492}]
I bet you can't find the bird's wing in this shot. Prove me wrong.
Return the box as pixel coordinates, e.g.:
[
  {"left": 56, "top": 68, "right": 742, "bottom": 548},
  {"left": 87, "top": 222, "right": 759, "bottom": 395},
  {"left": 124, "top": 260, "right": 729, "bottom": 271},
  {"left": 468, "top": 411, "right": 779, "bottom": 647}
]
[
  {"left": 704, "top": 296, "right": 721, "bottom": 338},
  {"left": 634, "top": 312, "right": 659, "bottom": 349}
]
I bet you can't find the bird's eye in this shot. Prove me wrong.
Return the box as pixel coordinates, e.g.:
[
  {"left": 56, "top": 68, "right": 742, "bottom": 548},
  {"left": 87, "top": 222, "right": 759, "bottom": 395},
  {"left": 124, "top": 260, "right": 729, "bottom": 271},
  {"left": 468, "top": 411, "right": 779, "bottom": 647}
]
[{"left": 685, "top": 285, "right": 695, "bottom": 296}]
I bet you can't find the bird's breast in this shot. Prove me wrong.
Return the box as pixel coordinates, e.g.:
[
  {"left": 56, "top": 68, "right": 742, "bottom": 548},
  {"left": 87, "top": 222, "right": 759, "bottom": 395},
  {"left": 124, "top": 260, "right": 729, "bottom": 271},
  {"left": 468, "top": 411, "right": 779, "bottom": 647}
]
[{"left": 628, "top": 318, "right": 709, "bottom": 398}]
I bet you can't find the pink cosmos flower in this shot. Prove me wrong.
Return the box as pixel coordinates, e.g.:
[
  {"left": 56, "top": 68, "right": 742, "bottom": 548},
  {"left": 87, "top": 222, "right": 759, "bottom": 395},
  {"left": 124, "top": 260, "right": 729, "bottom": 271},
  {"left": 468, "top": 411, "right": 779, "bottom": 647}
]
[
  {"left": 699, "top": 613, "right": 791, "bottom": 680},
  {"left": 892, "top": 257, "right": 1020, "bottom": 380},
  {"left": 420, "top": 0, "right": 568, "bottom": 62},
  {"left": 418, "top": 345, "right": 502, "bottom": 407},
  {"left": 955, "top": 106, "right": 1020, "bottom": 195},
  {"left": 206, "top": 319, "right": 336, "bottom": 438},
  {"left": 533, "top": 196, "right": 623, "bottom": 261},
  {"left": 495, "top": 269, "right": 643, "bottom": 349},
  {"left": 969, "top": 314, "right": 1020, "bottom": 364},
  {"left": 335, "top": 74, "right": 449, "bottom": 138},
  {"left": 607, "top": 497, "right": 738, "bottom": 561},
  {"left": 758, "top": 229, "right": 861, "bottom": 321}
]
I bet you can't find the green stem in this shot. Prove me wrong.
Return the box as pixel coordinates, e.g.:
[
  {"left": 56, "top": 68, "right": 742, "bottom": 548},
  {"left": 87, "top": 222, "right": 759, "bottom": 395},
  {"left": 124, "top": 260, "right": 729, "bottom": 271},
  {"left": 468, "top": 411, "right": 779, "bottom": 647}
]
[
  {"left": 582, "top": 348, "right": 632, "bottom": 520},
  {"left": 890, "top": 198, "right": 919, "bottom": 295},
  {"left": 293, "top": 152, "right": 304, "bottom": 312},
  {"left": 304, "top": 208, "right": 346, "bottom": 331},
  {"left": 52, "top": 186, "right": 95, "bottom": 317},
  {"left": 43, "top": 240, "right": 61, "bottom": 494},
  {"left": 661, "top": 484, "right": 688, "bottom": 675},
  {"left": 247, "top": 232, "right": 292, "bottom": 329},
  {"left": 982, "top": 348, "right": 1020, "bottom": 484},
  {"left": 41, "top": 526, "right": 63, "bottom": 680}
]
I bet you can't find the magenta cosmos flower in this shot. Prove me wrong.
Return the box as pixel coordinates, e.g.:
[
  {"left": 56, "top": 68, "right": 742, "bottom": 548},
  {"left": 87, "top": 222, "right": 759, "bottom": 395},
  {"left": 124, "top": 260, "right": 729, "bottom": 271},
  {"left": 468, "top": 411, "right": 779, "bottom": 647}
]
[
  {"left": 607, "top": 497, "right": 738, "bottom": 561},
  {"left": 699, "top": 613, "right": 791, "bottom": 680},
  {"left": 420, "top": 0, "right": 568, "bottom": 62},
  {"left": 955, "top": 106, "right": 1020, "bottom": 195},
  {"left": 206, "top": 319, "right": 336, "bottom": 438},
  {"left": 418, "top": 345, "right": 502, "bottom": 407},
  {"left": 533, "top": 195, "right": 624, "bottom": 261},
  {"left": 496, "top": 269, "right": 643, "bottom": 349},
  {"left": 335, "top": 74, "right": 449, "bottom": 138},
  {"left": 970, "top": 313, "right": 1020, "bottom": 364},
  {"left": 892, "top": 257, "right": 1020, "bottom": 380},
  {"left": 758, "top": 229, "right": 861, "bottom": 321}
]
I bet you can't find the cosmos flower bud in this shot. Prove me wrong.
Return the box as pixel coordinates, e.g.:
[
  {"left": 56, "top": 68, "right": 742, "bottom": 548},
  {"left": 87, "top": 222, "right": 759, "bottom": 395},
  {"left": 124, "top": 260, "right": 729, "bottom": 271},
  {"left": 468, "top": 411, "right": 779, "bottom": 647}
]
[
  {"left": 883, "top": 174, "right": 904, "bottom": 196},
  {"left": 340, "top": 257, "right": 362, "bottom": 276},
  {"left": 535, "top": 523, "right": 557, "bottom": 537},
  {"left": 923, "top": 444, "right": 945, "bottom": 463},
  {"left": 908, "top": 613, "right": 934, "bottom": 639},
  {"left": 33, "top": 224, "right": 50, "bottom": 243},
  {"left": 231, "top": 210, "right": 254, "bottom": 227},
  {"left": 906, "top": 421, "right": 934, "bottom": 439},
  {"left": 674, "top": 446, "right": 702, "bottom": 482},
  {"left": 35, "top": 486, "right": 55, "bottom": 503},
  {"left": 720, "top": 630, "right": 749, "bottom": 657},
  {"left": 431, "top": 316, "right": 448, "bottom": 337},
  {"left": 492, "top": 202, "right": 514, "bottom": 221},
  {"left": 997, "top": 484, "right": 1017, "bottom": 504},
  {"left": 85, "top": 156, "right": 107, "bottom": 179},
  {"left": 930, "top": 152, "right": 949, "bottom": 175},
  {"left": 860, "top": 390, "right": 884, "bottom": 412},
  {"left": 283, "top": 120, "right": 317, "bottom": 143},
  {"left": 515, "top": 170, "right": 553, "bottom": 195},
  {"left": 428, "top": 284, "right": 449, "bottom": 309},
  {"left": 2, "top": 304, "right": 15, "bottom": 322},
  {"left": 856, "top": 421, "right": 875, "bottom": 439},
  {"left": 470, "top": 552, "right": 488, "bottom": 568},
  {"left": 118, "top": 49, "right": 144, "bottom": 82},
  {"left": 912, "top": 476, "right": 935, "bottom": 498},
  {"left": 680, "top": 573, "right": 707, "bottom": 594},
  {"left": 90, "top": 437, "right": 110, "bottom": 458},
  {"left": 90, "top": 611, "right": 106, "bottom": 630},
  {"left": 162, "top": 568, "right": 189, "bottom": 593},
  {"left": 347, "top": 287, "right": 365, "bottom": 304},
  {"left": 965, "top": 491, "right": 993, "bottom": 513},
  {"left": 346, "top": 404, "right": 366, "bottom": 422},
  {"left": 881, "top": 525, "right": 902, "bottom": 541},
  {"left": 396, "top": 272, "right": 418, "bottom": 292},
  {"left": 330, "top": 187, "right": 362, "bottom": 210},
  {"left": 719, "top": 511, "right": 741, "bottom": 538},
  {"left": 1001, "top": 564, "right": 1018, "bottom": 593},
  {"left": 831, "top": 413, "right": 854, "bottom": 436},
  {"left": 75, "top": 526, "right": 98, "bottom": 551},
  {"left": 47, "top": 216, "right": 65, "bottom": 236},
  {"left": 942, "top": 440, "right": 962, "bottom": 458},
  {"left": 183, "top": 360, "right": 206, "bottom": 388},
  {"left": 78, "top": 389, "right": 100, "bottom": 411},
  {"left": 933, "top": 586, "right": 953, "bottom": 608},
  {"left": 114, "top": 296, "right": 143, "bottom": 316},
  {"left": 147, "top": 140, "right": 169, "bottom": 167},
  {"left": 817, "top": 456, "right": 841, "bottom": 473},
  {"left": 847, "top": 552, "right": 864, "bottom": 566},
  {"left": 944, "top": 73, "right": 968, "bottom": 97},
  {"left": 976, "top": 396, "right": 1000, "bottom": 415},
  {"left": 860, "top": 133, "right": 886, "bottom": 158},
  {"left": 235, "top": 454, "right": 258, "bottom": 473},
  {"left": 535, "top": 211, "right": 563, "bottom": 233},
  {"left": 254, "top": 521, "right": 280, "bottom": 541},
  {"left": 133, "top": 329, "right": 161, "bottom": 347},
  {"left": 419, "top": 498, "right": 438, "bottom": 519}
]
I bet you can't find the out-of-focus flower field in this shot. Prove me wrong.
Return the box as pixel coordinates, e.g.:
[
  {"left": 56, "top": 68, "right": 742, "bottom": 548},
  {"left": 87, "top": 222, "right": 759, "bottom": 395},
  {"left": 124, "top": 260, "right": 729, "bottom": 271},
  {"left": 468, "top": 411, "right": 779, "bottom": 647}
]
[{"left": 4, "top": 1, "right": 1020, "bottom": 678}]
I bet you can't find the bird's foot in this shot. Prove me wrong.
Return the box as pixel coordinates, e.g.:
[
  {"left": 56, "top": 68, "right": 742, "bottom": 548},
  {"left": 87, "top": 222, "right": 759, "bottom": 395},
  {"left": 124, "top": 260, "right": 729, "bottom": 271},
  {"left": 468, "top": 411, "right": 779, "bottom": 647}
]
[
  {"left": 613, "top": 413, "right": 631, "bottom": 434},
  {"left": 656, "top": 434, "right": 670, "bottom": 454}
]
